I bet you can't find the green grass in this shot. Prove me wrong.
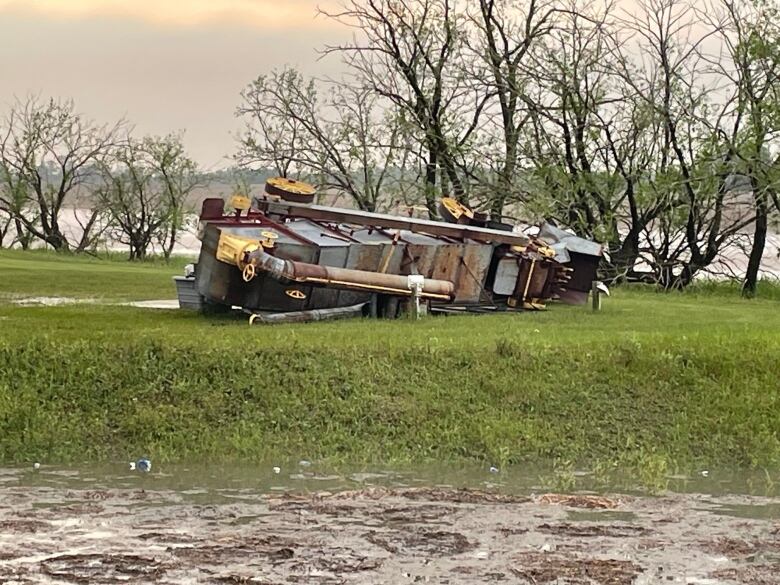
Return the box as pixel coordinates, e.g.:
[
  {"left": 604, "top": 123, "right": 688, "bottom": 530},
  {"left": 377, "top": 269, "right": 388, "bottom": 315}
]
[
  {"left": 0, "top": 249, "right": 193, "bottom": 302},
  {"left": 0, "top": 250, "right": 778, "bottom": 480}
]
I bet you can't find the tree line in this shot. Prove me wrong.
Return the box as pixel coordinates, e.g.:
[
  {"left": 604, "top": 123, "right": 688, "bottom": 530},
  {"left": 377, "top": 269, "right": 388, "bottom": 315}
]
[
  {"left": 1, "top": 0, "right": 778, "bottom": 296},
  {"left": 0, "top": 96, "right": 200, "bottom": 260},
  {"left": 235, "top": 0, "right": 780, "bottom": 296}
]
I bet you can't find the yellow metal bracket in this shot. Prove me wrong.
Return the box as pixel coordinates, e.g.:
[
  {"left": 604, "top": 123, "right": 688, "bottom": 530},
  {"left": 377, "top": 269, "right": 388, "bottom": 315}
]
[{"left": 216, "top": 232, "right": 260, "bottom": 268}]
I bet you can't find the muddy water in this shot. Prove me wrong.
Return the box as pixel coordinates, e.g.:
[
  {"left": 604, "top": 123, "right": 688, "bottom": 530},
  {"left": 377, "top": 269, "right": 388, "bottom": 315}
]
[{"left": 1, "top": 464, "right": 779, "bottom": 584}]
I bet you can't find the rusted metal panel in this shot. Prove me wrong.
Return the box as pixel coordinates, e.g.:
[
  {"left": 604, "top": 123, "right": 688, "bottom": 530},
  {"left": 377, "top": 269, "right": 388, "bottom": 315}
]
[
  {"left": 429, "top": 245, "right": 464, "bottom": 287},
  {"left": 404, "top": 243, "right": 442, "bottom": 277},
  {"left": 453, "top": 244, "right": 493, "bottom": 304}
]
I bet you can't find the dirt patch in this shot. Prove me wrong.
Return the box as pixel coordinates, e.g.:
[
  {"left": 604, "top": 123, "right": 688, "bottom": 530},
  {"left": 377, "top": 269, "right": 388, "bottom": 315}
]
[
  {"left": 169, "top": 535, "right": 296, "bottom": 563},
  {"left": 396, "top": 487, "right": 529, "bottom": 504},
  {"left": 289, "top": 548, "right": 382, "bottom": 575},
  {"left": 66, "top": 490, "right": 112, "bottom": 501},
  {"left": 711, "top": 565, "right": 780, "bottom": 585},
  {"left": 376, "top": 504, "right": 457, "bottom": 523},
  {"left": 1, "top": 483, "right": 778, "bottom": 584},
  {"left": 510, "top": 553, "right": 643, "bottom": 584},
  {"left": 285, "top": 486, "right": 528, "bottom": 504},
  {"left": 537, "top": 522, "right": 651, "bottom": 538},
  {"left": 365, "top": 529, "right": 474, "bottom": 556},
  {"left": 536, "top": 494, "right": 623, "bottom": 509},
  {"left": 39, "top": 553, "right": 169, "bottom": 584},
  {"left": 138, "top": 531, "right": 195, "bottom": 544},
  {"left": 498, "top": 527, "right": 530, "bottom": 537},
  {"left": 0, "top": 519, "right": 49, "bottom": 533},
  {"left": 702, "top": 536, "right": 780, "bottom": 558}
]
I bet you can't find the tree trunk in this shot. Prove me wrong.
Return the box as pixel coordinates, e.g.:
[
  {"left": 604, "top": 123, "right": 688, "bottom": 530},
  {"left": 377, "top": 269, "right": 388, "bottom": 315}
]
[
  {"left": 164, "top": 222, "right": 177, "bottom": 261},
  {"left": 424, "top": 148, "right": 438, "bottom": 219},
  {"left": 14, "top": 218, "right": 30, "bottom": 250},
  {"left": 742, "top": 192, "right": 768, "bottom": 298},
  {"left": 0, "top": 217, "right": 10, "bottom": 248}
]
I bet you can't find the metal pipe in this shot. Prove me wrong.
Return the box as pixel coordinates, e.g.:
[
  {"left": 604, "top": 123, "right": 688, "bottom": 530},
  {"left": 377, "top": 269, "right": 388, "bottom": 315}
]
[
  {"left": 249, "top": 303, "right": 367, "bottom": 324},
  {"left": 245, "top": 247, "right": 455, "bottom": 301}
]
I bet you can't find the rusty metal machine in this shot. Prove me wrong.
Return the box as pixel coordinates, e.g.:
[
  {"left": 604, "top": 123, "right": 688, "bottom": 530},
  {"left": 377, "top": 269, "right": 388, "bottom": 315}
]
[{"left": 175, "top": 178, "right": 603, "bottom": 322}]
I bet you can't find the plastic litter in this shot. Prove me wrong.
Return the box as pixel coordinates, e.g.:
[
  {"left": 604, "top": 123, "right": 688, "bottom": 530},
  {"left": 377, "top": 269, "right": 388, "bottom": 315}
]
[
  {"left": 273, "top": 466, "right": 281, "bottom": 474},
  {"left": 489, "top": 466, "right": 499, "bottom": 474},
  {"left": 700, "top": 470, "right": 709, "bottom": 478},
  {"left": 33, "top": 462, "right": 41, "bottom": 471},
  {"left": 130, "top": 458, "right": 152, "bottom": 472}
]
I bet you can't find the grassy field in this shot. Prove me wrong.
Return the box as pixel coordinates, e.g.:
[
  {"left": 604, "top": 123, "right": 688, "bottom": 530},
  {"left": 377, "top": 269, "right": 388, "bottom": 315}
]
[
  {"left": 0, "top": 249, "right": 778, "bottom": 481},
  {"left": 0, "top": 249, "right": 193, "bottom": 302}
]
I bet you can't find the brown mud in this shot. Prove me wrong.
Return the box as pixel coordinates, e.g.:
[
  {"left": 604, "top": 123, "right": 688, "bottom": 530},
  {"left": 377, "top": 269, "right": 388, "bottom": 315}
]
[{"left": 1, "top": 479, "right": 780, "bottom": 584}]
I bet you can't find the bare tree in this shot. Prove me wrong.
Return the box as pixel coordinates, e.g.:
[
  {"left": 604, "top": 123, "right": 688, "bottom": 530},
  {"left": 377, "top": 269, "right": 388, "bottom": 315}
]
[
  {"left": 98, "top": 134, "right": 198, "bottom": 260},
  {"left": 465, "top": 0, "right": 560, "bottom": 219},
  {"left": 145, "top": 134, "right": 200, "bottom": 259},
  {"left": 0, "top": 161, "right": 37, "bottom": 249},
  {"left": 519, "top": 1, "right": 622, "bottom": 236},
  {"left": 700, "top": 0, "right": 780, "bottom": 296},
  {"left": 235, "top": 72, "right": 310, "bottom": 178},
  {"left": 0, "top": 96, "right": 123, "bottom": 251},
  {"left": 0, "top": 210, "right": 11, "bottom": 248},
  {"left": 613, "top": 0, "right": 756, "bottom": 287},
  {"left": 237, "top": 67, "right": 406, "bottom": 212},
  {"left": 321, "top": 0, "right": 490, "bottom": 216}
]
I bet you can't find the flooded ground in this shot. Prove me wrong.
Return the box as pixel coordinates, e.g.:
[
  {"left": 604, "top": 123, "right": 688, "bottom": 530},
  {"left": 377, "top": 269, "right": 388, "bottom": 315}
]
[{"left": 0, "top": 465, "right": 779, "bottom": 584}]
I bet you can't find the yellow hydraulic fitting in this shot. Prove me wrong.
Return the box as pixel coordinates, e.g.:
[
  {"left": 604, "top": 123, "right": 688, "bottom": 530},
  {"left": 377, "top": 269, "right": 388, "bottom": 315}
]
[
  {"left": 260, "top": 231, "right": 279, "bottom": 249},
  {"left": 216, "top": 232, "right": 260, "bottom": 268}
]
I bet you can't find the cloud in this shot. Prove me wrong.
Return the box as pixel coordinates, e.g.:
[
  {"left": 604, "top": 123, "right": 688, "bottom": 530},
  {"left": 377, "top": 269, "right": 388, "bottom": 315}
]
[{"left": 0, "top": 0, "right": 339, "bottom": 30}]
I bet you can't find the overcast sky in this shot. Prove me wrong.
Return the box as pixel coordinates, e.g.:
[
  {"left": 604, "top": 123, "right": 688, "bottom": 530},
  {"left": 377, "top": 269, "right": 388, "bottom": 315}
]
[{"left": 0, "top": 0, "right": 348, "bottom": 169}]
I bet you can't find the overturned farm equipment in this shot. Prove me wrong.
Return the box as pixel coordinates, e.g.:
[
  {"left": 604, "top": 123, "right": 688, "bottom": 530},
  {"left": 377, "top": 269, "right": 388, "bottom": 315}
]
[{"left": 176, "top": 178, "right": 604, "bottom": 322}]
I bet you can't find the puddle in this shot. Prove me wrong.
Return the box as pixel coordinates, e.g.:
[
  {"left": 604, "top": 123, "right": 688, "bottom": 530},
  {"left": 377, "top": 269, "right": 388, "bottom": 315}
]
[
  {"left": 0, "top": 464, "right": 778, "bottom": 583},
  {"left": 4, "top": 295, "right": 178, "bottom": 309},
  {"left": 9, "top": 296, "right": 93, "bottom": 306},
  {"left": 705, "top": 502, "right": 780, "bottom": 521}
]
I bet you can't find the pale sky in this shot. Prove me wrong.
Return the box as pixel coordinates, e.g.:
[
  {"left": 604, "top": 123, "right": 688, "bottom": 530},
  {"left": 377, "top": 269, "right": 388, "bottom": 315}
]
[{"left": 0, "top": 0, "right": 348, "bottom": 169}]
